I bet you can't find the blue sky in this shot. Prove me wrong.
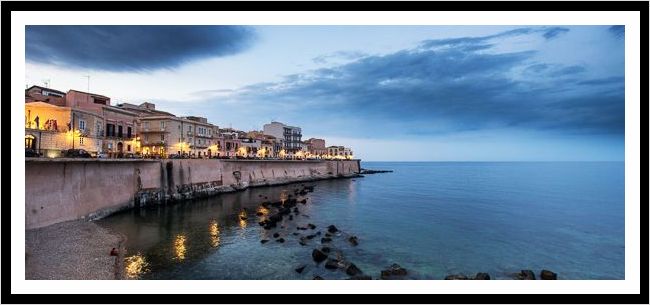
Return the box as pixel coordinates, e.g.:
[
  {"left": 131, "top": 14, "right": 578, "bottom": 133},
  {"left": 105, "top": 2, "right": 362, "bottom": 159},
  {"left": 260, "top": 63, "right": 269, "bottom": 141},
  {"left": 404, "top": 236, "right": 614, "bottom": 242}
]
[{"left": 25, "top": 25, "right": 625, "bottom": 161}]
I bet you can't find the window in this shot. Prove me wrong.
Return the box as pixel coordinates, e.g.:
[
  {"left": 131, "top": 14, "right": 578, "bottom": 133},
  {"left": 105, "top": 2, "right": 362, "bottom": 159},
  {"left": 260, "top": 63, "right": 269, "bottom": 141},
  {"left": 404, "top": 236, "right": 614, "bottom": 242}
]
[
  {"left": 106, "top": 123, "right": 115, "bottom": 137},
  {"left": 160, "top": 134, "right": 165, "bottom": 141},
  {"left": 78, "top": 119, "right": 86, "bottom": 131},
  {"left": 96, "top": 122, "right": 102, "bottom": 137},
  {"left": 127, "top": 145, "right": 131, "bottom": 152},
  {"left": 118, "top": 125, "right": 123, "bottom": 138},
  {"left": 79, "top": 137, "right": 84, "bottom": 145},
  {"left": 144, "top": 135, "right": 148, "bottom": 142},
  {"left": 160, "top": 121, "right": 165, "bottom": 129},
  {"left": 127, "top": 127, "right": 132, "bottom": 138},
  {"left": 144, "top": 122, "right": 150, "bottom": 129},
  {"left": 188, "top": 125, "right": 192, "bottom": 132},
  {"left": 108, "top": 143, "right": 113, "bottom": 149}
]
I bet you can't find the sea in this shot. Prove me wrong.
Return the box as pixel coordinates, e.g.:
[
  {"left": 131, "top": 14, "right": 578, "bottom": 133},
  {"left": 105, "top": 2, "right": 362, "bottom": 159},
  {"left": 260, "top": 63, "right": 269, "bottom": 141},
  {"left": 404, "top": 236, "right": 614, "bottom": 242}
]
[{"left": 98, "top": 161, "right": 625, "bottom": 280}]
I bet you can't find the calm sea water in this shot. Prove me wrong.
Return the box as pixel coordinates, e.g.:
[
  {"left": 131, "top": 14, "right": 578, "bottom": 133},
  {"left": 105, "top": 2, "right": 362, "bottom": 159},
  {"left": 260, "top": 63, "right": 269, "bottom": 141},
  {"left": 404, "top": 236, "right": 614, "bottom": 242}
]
[{"left": 98, "top": 162, "right": 625, "bottom": 280}]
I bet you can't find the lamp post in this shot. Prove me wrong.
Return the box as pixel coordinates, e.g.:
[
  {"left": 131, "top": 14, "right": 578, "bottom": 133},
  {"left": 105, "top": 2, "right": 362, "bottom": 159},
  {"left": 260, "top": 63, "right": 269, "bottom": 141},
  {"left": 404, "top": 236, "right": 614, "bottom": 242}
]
[{"left": 71, "top": 112, "right": 75, "bottom": 150}]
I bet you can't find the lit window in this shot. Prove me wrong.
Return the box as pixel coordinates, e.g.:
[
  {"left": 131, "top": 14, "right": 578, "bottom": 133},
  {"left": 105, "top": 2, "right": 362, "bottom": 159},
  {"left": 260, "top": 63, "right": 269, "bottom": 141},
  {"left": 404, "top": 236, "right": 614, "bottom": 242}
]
[
  {"left": 79, "top": 137, "right": 84, "bottom": 145},
  {"left": 79, "top": 119, "right": 86, "bottom": 131}
]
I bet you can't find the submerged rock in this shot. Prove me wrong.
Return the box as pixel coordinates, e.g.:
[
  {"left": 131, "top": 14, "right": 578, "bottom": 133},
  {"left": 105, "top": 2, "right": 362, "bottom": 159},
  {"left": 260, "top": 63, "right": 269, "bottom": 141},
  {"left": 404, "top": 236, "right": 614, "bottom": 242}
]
[
  {"left": 327, "top": 225, "right": 339, "bottom": 233},
  {"left": 295, "top": 265, "right": 306, "bottom": 274},
  {"left": 380, "top": 264, "right": 408, "bottom": 279},
  {"left": 273, "top": 232, "right": 280, "bottom": 238},
  {"left": 540, "top": 270, "right": 557, "bottom": 280},
  {"left": 260, "top": 239, "right": 269, "bottom": 244},
  {"left": 320, "top": 246, "right": 331, "bottom": 253},
  {"left": 275, "top": 238, "right": 285, "bottom": 243},
  {"left": 312, "top": 249, "right": 328, "bottom": 263},
  {"left": 307, "top": 223, "right": 316, "bottom": 230},
  {"left": 346, "top": 263, "right": 362, "bottom": 276},
  {"left": 348, "top": 275, "right": 372, "bottom": 280},
  {"left": 444, "top": 274, "right": 469, "bottom": 280},
  {"left": 474, "top": 272, "right": 491, "bottom": 280},
  {"left": 321, "top": 237, "right": 332, "bottom": 243},
  {"left": 348, "top": 236, "right": 359, "bottom": 246},
  {"left": 324, "top": 259, "right": 339, "bottom": 270},
  {"left": 516, "top": 270, "right": 536, "bottom": 280}
]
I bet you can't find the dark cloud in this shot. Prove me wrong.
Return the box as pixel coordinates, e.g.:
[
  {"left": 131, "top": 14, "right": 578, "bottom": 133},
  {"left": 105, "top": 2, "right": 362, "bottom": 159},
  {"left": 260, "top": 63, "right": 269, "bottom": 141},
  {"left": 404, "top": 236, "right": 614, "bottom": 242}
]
[
  {"left": 543, "top": 27, "right": 570, "bottom": 39},
  {"left": 26, "top": 26, "right": 256, "bottom": 71},
  {"left": 201, "top": 27, "right": 623, "bottom": 138},
  {"left": 608, "top": 25, "right": 625, "bottom": 38}
]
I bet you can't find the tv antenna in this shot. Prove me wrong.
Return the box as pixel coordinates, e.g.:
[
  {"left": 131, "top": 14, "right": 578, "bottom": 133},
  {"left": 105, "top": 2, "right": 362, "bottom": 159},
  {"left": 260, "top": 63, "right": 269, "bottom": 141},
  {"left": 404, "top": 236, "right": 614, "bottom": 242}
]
[{"left": 42, "top": 79, "right": 50, "bottom": 88}]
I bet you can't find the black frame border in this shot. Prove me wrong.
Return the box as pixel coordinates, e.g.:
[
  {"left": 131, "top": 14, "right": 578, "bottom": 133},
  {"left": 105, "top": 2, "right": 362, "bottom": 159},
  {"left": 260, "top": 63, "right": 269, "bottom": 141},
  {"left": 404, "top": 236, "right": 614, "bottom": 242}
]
[{"left": 2, "top": 1, "right": 647, "bottom": 304}]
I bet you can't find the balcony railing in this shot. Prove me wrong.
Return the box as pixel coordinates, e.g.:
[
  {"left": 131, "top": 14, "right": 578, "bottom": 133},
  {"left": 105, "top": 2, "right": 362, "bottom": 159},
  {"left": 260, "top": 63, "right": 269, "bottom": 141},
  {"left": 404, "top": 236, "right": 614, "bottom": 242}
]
[{"left": 141, "top": 127, "right": 168, "bottom": 132}]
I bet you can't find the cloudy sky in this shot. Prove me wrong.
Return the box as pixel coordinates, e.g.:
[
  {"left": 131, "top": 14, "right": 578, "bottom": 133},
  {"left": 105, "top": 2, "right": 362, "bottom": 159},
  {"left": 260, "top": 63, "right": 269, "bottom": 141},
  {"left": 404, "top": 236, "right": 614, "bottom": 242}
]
[{"left": 25, "top": 25, "right": 625, "bottom": 161}]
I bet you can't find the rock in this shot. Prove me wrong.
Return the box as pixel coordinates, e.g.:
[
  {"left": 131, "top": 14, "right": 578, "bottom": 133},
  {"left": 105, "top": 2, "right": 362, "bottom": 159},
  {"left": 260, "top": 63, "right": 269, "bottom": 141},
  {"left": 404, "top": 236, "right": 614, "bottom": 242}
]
[
  {"left": 540, "top": 270, "right": 557, "bottom": 280},
  {"left": 295, "top": 265, "right": 306, "bottom": 273},
  {"left": 275, "top": 238, "right": 285, "bottom": 243},
  {"left": 444, "top": 274, "right": 469, "bottom": 280},
  {"left": 348, "top": 275, "right": 372, "bottom": 280},
  {"left": 260, "top": 239, "right": 269, "bottom": 244},
  {"left": 325, "top": 259, "right": 339, "bottom": 270},
  {"left": 258, "top": 221, "right": 266, "bottom": 226},
  {"left": 346, "top": 263, "right": 362, "bottom": 276},
  {"left": 474, "top": 272, "right": 491, "bottom": 280},
  {"left": 273, "top": 232, "right": 280, "bottom": 238},
  {"left": 297, "top": 226, "right": 308, "bottom": 230},
  {"left": 292, "top": 232, "right": 300, "bottom": 236},
  {"left": 306, "top": 234, "right": 317, "bottom": 240},
  {"left": 348, "top": 236, "right": 359, "bottom": 246},
  {"left": 320, "top": 247, "right": 331, "bottom": 253},
  {"left": 308, "top": 223, "right": 316, "bottom": 230},
  {"left": 313, "top": 276, "right": 324, "bottom": 280},
  {"left": 327, "top": 225, "right": 339, "bottom": 233},
  {"left": 289, "top": 215, "right": 293, "bottom": 220},
  {"left": 312, "top": 249, "right": 328, "bottom": 263},
  {"left": 325, "top": 232, "right": 332, "bottom": 237},
  {"left": 516, "top": 270, "right": 536, "bottom": 280},
  {"left": 380, "top": 264, "right": 408, "bottom": 279},
  {"left": 300, "top": 199, "right": 307, "bottom": 204},
  {"left": 321, "top": 237, "right": 332, "bottom": 243},
  {"left": 299, "top": 241, "right": 307, "bottom": 246},
  {"left": 256, "top": 212, "right": 264, "bottom": 216},
  {"left": 316, "top": 231, "right": 322, "bottom": 236}
]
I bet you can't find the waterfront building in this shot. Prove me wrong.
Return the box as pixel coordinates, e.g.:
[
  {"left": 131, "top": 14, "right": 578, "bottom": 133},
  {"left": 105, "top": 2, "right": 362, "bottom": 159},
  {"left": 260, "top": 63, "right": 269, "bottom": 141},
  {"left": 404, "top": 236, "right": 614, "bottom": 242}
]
[
  {"left": 305, "top": 138, "right": 327, "bottom": 158},
  {"left": 64, "top": 90, "right": 139, "bottom": 156},
  {"left": 25, "top": 87, "right": 138, "bottom": 157},
  {"left": 327, "top": 145, "right": 354, "bottom": 159},
  {"left": 263, "top": 121, "right": 302, "bottom": 155},
  {"left": 138, "top": 114, "right": 219, "bottom": 158},
  {"left": 25, "top": 85, "right": 66, "bottom": 106},
  {"left": 25, "top": 102, "right": 104, "bottom": 157},
  {"left": 218, "top": 128, "right": 242, "bottom": 157}
]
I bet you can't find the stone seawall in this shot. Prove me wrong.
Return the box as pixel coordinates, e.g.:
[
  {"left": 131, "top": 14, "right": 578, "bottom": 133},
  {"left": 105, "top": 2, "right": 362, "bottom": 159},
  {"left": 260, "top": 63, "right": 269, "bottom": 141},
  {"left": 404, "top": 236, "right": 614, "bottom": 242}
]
[{"left": 25, "top": 158, "right": 361, "bottom": 229}]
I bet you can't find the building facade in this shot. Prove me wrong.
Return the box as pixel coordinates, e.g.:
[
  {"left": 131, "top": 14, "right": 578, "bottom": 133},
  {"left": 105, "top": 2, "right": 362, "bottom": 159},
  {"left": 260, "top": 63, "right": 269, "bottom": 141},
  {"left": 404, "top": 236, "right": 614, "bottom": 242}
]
[
  {"left": 305, "top": 138, "right": 327, "bottom": 158},
  {"left": 263, "top": 121, "right": 303, "bottom": 155}
]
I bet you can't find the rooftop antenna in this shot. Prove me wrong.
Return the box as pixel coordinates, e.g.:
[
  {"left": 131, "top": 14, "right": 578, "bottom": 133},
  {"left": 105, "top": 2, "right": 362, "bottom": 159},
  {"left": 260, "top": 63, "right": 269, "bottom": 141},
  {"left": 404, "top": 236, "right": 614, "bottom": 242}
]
[{"left": 42, "top": 79, "right": 50, "bottom": 88}]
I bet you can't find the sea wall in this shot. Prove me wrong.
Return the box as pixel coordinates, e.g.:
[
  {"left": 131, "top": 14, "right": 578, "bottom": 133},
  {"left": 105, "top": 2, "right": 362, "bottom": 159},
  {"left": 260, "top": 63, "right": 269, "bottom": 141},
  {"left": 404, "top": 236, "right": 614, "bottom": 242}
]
[{"left": 25, "top": 158, "right": 360, "bottom": 229}]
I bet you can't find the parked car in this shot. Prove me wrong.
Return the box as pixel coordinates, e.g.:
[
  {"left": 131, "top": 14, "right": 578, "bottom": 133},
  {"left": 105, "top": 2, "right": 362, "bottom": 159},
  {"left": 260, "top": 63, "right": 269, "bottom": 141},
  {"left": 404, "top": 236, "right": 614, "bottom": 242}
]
[
  {"left": 63, "top": 149, "right": 92, "bottom": 158},
  {"left": 96, "top": 152, "right": 108, "bottom": 158},
  {"left": 167, "top": 154, "right": 183, "bottom": 159},
  {"left": 25, "top": 148, "right": 41, "bottom": 157}
]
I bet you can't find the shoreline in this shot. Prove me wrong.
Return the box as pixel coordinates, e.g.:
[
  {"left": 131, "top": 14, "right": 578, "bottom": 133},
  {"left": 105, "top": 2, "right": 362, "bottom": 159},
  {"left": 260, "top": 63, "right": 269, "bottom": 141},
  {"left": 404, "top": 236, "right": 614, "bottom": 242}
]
[{"left": 25, "top": 220, "right": 125, "bottom": 280}]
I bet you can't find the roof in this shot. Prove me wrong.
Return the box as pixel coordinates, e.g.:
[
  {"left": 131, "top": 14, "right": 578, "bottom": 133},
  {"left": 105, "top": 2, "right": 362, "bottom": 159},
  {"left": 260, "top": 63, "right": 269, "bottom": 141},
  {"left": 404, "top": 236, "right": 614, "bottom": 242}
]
[
  {"left": 26, "top": 85, "right": 67, "bottom": 95},
  {"left": 67, "top": 89, "right": 110, "bottom": 99}
]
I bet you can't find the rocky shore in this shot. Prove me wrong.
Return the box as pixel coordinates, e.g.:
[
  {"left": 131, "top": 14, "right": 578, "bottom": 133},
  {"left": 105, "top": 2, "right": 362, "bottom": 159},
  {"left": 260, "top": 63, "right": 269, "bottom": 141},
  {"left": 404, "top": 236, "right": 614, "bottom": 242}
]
[{"left": 25, "top": 220, "right": 125, "bottom": 280}]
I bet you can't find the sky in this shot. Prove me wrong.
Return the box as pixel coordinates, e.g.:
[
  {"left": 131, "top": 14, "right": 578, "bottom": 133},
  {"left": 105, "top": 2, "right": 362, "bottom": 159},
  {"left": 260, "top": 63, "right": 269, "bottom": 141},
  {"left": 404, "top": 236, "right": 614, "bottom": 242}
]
[{"left": 25, "top": 25, "right": 625, "bottom": 161}]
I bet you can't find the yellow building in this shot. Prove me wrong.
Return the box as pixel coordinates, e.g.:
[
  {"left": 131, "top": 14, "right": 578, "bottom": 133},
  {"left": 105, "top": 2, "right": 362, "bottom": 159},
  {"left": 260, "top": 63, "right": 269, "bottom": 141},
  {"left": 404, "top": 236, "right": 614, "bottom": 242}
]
[{"left": 25, "top": 102, "right": 104, "bottom": 157}]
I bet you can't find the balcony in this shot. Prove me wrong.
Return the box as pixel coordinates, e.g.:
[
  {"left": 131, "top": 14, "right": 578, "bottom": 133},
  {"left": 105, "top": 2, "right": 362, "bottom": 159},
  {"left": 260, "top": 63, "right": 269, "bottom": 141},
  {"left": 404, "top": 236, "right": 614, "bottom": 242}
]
[{"left": 140, "top": 127, "right": 168, "bottom": 133}]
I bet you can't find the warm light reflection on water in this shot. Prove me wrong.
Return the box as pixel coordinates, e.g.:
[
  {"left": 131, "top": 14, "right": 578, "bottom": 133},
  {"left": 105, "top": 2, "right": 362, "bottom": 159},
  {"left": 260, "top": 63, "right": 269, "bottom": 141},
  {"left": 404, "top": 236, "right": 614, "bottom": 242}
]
[
  {"left": 239, "top": 218, "right": 247, "bottom": 229},
  {"left": 124, "top": 253, "right": 149, "bottom": 279},
  {"left": 256, "top": 206, "right": 269, "bottom": 215},
  {"left": 209, "top": 220, "right": 221, "bottom": 248},
  {"left": 174, "top": 234, "right": 187, "bottom": 260}
]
